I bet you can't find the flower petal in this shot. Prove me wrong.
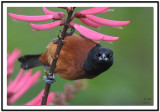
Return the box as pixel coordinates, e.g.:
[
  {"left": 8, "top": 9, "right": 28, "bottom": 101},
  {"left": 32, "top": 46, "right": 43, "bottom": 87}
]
[
  {"left": 7, "top": 69, "right": 24, "bottom": 92},
  {"left": 100, "top": 9, "right": 114, "bottom": 14},
  {"left": 26, "top": 90, "right": 54, "bottom": 105},
  {"left": 7, "top": 48, "right": 21, "bottom": 67},
  {"left": 46, "top": 92, "right": 54, "bottom": 105},
  {"left": 13, "top": 70, "right": 33, "bottom": 92},
  {"left": 80, "top": 18, "right": 102, "bottom": 28},
  {"left": 70, "top": 22, "right": 119, "bottom": 41},
  {"left": 79, "top": 7, "right": 110, "bottom": 15},
  {"left": 43, "top": 7, "right": 65, "bottom": 20},
  {"left": 8, "top": 71, "right": 40, "bottom": 104},
  {"left": 102, "top": 35, "right": 119, "bottom": 41},
  {"left": 78, "top": 24, "right": 119, "bottom": 41},
  {"left": 30, "top": 20, "right": 64, "bottom": 31},
  {"left": 8, "top": 13, "right": 54, "bottom": 22},
  {"left": 26, "top": 90, "right": 44, "bottom": 105},
  {"left": 70, "top": 23, "right": 103, "bottom": 41},
  {"left": 86, "top": 15, "right": 130, "bottom": 27}
]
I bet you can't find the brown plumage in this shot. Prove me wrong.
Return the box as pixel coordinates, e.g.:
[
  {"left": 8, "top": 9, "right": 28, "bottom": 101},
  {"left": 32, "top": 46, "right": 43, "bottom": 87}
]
[
  {"left": 18, "top": 33, "right": 113, "bottom": 80},
  {"left": 39, "top": 34, "right": 97, "bottom": 80}
]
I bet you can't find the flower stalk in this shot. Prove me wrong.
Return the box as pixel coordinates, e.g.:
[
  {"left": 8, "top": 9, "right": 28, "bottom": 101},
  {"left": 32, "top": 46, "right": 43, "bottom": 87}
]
[{"left": 41, "top": 8, "right": 75, "bottom": 105}]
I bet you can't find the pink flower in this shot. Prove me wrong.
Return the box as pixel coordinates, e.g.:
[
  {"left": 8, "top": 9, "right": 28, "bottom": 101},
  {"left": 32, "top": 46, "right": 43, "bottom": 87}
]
[
  {"left": 7, "top": 48, "right": 21, "bottom": 78},
  {"left": 86, "top": 15, "right": 130, "bottom": 27},
  {"left": 8, "top": 7, "right": 65, "bottom": 31},
  {"left": 30, "top": 20, "right": 64, "bottom": 31},
  {"left": 43, "top": 7, "right": 65, "bottom": 20},
  {"left": 7, "top": 69, "right": 41, "bottom": 105},
  {"left": 7, "top": 48, "right": 54, "bottom": 105},
  {"left": 79, "top": 18, "right": 102, "bottom": 28},
  {"left": 9, "top": 7, "right": 130, "bottom": 42},
  {"left": 26, "top": 90, "right": 54, "bottom": 105},
  {"left": 8, "top": 13, "right": 54, "bottom": 22},
  {"left": 75, "top": 7, "right": 110, "bottom": 15},
  {"left": 74, "top": 7, "right": 130, "bottom": 27},
  {"left": 70, "top": 22, "right": 119, "bottom": 41}
]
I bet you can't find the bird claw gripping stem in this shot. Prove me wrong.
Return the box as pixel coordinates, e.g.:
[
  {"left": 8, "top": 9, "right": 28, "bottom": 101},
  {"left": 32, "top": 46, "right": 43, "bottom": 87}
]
[
  {"left": 43, "top": 73, "right": 56, "bottom": 84},
  {"left": 52, "top": 27, "right": 75, "bottom": 42},
  {"left": 66, "top": 27, "right": 75, "bottom": 36},
  {"left": 52, "top": 38, "right": 59, "bottom": 42}
]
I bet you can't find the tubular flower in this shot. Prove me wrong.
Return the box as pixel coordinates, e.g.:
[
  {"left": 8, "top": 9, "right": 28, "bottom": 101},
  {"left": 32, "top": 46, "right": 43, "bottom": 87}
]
[
  {"left": 43, "top": 7, "right": 65, "bottom": 20},
  {"left": 9, "top": 7, "right": 130, "bottom": 42},
  {"left": 79, "top": 18, "right": 102, "bottom": 28},
  {"left": 8, "top": 13, "right": 54, "bottom": 22},
  {"left": 76, "top": 7, "right": 110, "bottom": 15},
  {"left": 7, "top": 69, "right": 41, "bottom": 105},
  {"left": 8, "top": 7, "right": 65, "bottom": 31},
  {"left": 72, "top": 7, "right": 130, "bottom": 41},
  {"left": 30, "top": 20, "right": 64, "bottom": 31},
  {"left": 26, "top": 90, "right": 54, "bottom": 105},
  {"left": 7, "top": 48, "right": 21, "bottom": 78},
  {"left": 70, "top": 22, "right": 119, "bottom": 41},
  {"left": 7, "top": 48, "right": 53, "bottom": 105},
  {"left": 74, "top": 7, "right": 130, "bottom": 27},
  {"left": 86, "top": 15, "right": 130, "bottom": 27}
]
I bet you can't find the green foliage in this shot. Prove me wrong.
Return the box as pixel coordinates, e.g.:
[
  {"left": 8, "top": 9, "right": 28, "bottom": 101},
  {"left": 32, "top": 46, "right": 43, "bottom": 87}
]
[{"left": 7, "top": 7, "right": 153, "bottom": 105}]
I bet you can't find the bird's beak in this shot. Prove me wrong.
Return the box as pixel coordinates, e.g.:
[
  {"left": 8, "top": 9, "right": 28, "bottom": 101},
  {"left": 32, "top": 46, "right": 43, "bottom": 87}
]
[
  {"left": 102, "top": 53, "right": 108, "bottom": 61},
  {"left": 99, "top": 53, "right": 108, "bottom": 61}
]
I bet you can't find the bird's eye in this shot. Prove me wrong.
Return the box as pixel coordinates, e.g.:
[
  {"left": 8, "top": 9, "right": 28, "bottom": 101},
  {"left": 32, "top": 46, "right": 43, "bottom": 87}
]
[
  {"left": 108, "top": 54, "right": 112, "bottom": 58},
  {"left": 96, "top": 52, "right": 101, "bottom": 57}
]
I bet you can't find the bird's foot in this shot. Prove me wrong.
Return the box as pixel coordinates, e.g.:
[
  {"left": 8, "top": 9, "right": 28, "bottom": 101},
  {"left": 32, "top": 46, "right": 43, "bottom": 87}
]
[
  {"left": 43, "top": 73, "right": 56, "bottom": 84},
  {"left": 52, "top": 38, "right": 59, "bottom": 43},
  {"left": 66, "top": 27, "right": 75, "bottom": 36}
]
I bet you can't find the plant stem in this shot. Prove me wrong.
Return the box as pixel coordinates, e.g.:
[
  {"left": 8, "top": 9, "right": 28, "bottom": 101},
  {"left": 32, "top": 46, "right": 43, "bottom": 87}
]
[{"left": 41, "top": 8, "right": 75, "bottom": 105}]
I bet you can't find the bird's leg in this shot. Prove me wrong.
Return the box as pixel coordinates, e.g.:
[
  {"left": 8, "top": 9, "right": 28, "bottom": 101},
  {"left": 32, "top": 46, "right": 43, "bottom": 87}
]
[
  {"left": 52, "top": 28, "right": 75, "bottom": 43},
  {"left": 43, "top": 68, "right": 56, "bottom": 84},
  {"left": 66, "top": 27, "right": 75, "bottom": 36},
  {"left": 52, "top": 30, "right": 62, "bottom": 42}
]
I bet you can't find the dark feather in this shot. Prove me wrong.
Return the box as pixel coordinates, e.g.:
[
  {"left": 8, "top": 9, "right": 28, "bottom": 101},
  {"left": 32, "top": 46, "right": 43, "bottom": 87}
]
[{"left": 18, "top": 54, "right": 42, "bottom": 69}]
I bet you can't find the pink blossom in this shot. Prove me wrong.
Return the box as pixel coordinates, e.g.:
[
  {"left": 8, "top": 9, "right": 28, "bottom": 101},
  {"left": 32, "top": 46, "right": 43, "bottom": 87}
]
[
  {"left": 43, "top": 7, "right": 65, "bottom": 20},
  {"left": 30, "top": 20, "right": 64, "bottom": 31},
  {"left": 100, "top": 9, "right": 114, "bottom": 14},
  {"left": 9, "top": 7, "right": 130, "bottom": 42},
  {"left": 86, "top": 15, "right": 130, "bottom": 27},
  {"left": 74, "top": 7, "right": 130, "bottom": 27},
  {"left": 8, "top": 13, "right": 54, "bottom": 22},
  {"left": 79, "top": 18, "right": 102, "bottom": 28},
  {"left": 7, "top": 48, "right": 21, "bottom": 78},
  {"left": 26, "top": 90, "right": 54, "bottom": 105},
  {"left": 7, "top": 69, "right": 41, "bottom": 105},
  {"left": 7, "top": 48, "right": 53, "bottom": 105},
  {"left": 8, "top": 8, "right": 65, "bottom": 31},
  {"left": 76, "top": 7, "right": 110, "bottom": 15},
  {"left": 70, "top": 22, "right": 119, "bottom": 41}
]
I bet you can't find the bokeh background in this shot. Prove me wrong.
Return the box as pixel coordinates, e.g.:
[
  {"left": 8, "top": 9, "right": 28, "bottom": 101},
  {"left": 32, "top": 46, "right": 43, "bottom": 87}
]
[{"left": 7, "top": 7, "right": 153, "bottom": 105}]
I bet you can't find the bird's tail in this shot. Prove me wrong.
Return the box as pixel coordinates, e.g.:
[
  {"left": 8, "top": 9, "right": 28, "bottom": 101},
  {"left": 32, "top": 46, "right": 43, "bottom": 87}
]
[{"left": 18, "top": 54, "right": 42, "bottom": 69}]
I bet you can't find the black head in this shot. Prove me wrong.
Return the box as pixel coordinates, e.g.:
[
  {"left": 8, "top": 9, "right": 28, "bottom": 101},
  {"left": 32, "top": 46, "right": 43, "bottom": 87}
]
[
  {"left": 95, "top": 46, "right": 113, "bottom": 64},
  {"left": 83, "top": 44, "right": 113, "bottom": 78}
]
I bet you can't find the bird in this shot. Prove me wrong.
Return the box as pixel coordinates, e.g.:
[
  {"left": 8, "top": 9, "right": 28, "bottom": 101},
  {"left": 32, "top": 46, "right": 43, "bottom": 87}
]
[{"left": 18, "top": 33, "right": 113, "bottom": 80}]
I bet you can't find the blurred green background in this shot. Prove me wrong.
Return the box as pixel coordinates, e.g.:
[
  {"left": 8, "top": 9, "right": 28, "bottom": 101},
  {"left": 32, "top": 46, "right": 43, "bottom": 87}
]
[{"left": 7, "top": 7, "right": 153, "bottom": 105}]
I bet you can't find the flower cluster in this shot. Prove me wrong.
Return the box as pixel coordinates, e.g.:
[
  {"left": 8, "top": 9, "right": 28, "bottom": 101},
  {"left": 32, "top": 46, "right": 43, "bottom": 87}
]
[
  {"left": 7, "top": 49, "right": 54, "bottom": 105},
  {"left": 53, "top": 80, "right": 88, "bottom": 105},
  {"left": 8, "top": 7, "right": 130, "bottom": 42},
  {"left": 7, "top": 49, "right": 21, "bottom": 78}
]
